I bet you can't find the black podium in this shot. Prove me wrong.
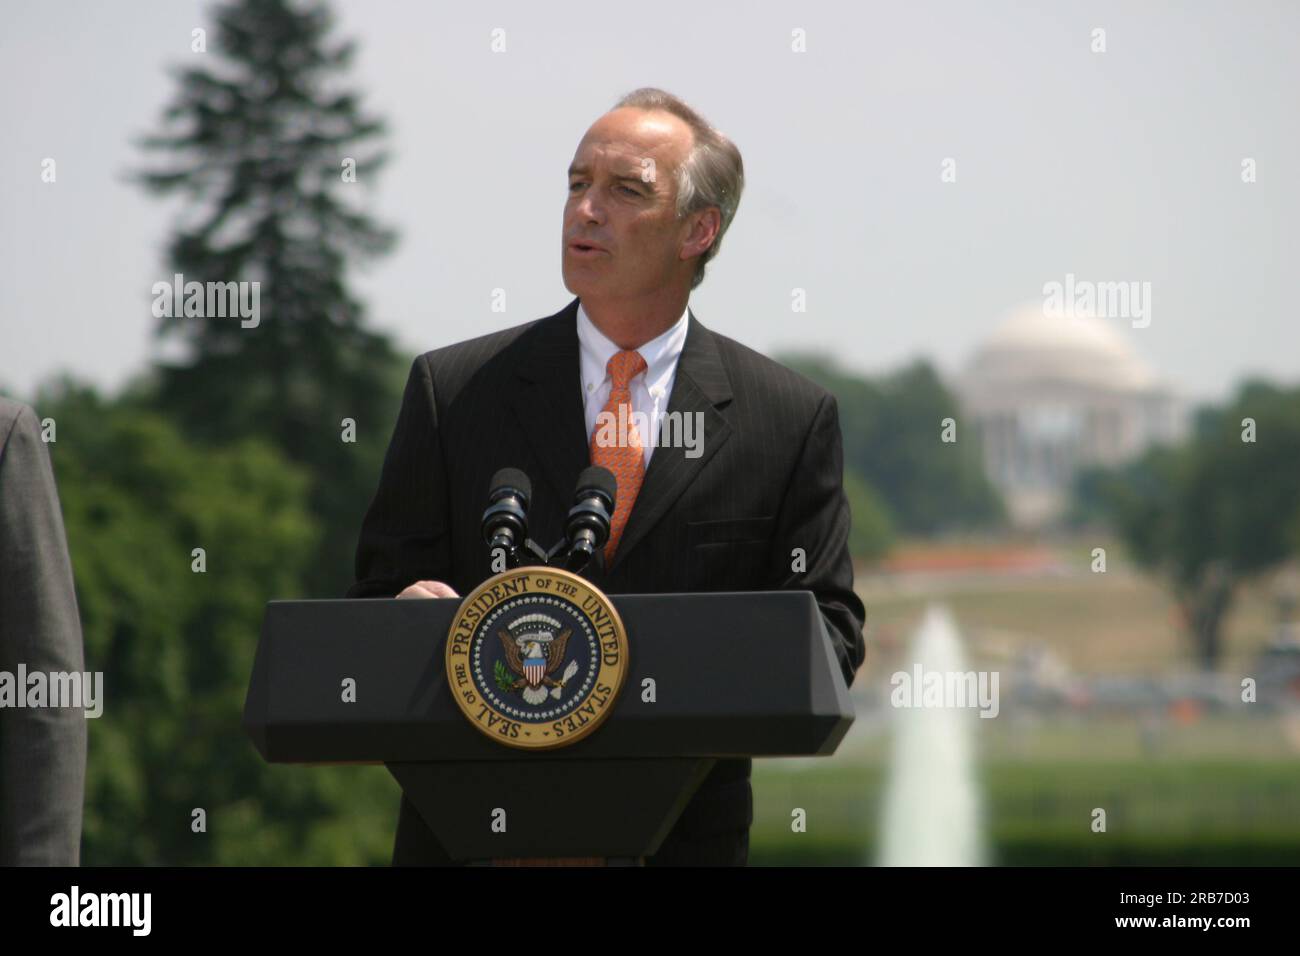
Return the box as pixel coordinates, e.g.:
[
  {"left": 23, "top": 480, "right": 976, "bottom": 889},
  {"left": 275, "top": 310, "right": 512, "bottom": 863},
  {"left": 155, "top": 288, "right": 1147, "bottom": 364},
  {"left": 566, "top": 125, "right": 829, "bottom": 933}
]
[{"left": 243, "top": 590, "right": 853, "bottom": 862}]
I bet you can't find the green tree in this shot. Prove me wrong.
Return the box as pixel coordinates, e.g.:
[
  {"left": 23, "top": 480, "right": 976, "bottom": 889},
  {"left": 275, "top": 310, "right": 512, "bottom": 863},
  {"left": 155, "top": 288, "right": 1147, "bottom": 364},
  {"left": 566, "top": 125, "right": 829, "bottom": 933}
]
[
  {"left": 843, "top": 469, "right": 894, "bottom": 562},
  {"left": 38, "top": 379, "right": 400, "bottom": 864},
  {"left": 779, "top": 355, "right": 1005, "bottom": 534},
  {"left": 1083, "top": 379, "right": 1300, "bottom": 668},
  {"left": 135, "top": 0, "right": 404, "bottom": 597}
]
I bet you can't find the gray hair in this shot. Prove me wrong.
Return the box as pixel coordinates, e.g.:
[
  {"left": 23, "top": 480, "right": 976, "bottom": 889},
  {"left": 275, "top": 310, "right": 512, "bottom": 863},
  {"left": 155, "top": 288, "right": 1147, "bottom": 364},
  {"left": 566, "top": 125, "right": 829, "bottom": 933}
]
[{"left": 612, "top": 87, "right": 744, "bottom": 290}]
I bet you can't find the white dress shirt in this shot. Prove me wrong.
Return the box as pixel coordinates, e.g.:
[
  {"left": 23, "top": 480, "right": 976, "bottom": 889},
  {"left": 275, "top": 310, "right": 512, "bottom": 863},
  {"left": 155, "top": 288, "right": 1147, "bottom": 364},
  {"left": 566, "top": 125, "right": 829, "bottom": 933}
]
[{"left": 577, "top": 301, "right": 689, "bottom": 469}]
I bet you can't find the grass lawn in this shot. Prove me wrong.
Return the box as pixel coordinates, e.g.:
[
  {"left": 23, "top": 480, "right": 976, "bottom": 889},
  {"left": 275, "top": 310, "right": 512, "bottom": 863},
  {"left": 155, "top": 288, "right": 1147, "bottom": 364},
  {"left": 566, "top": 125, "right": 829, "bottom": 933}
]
[
  {"left": 854, "top": 537, "right": 1282, "bottom": 676},
  {"left": 750, "top": 752, "right": 1300, "bottom": 866}
]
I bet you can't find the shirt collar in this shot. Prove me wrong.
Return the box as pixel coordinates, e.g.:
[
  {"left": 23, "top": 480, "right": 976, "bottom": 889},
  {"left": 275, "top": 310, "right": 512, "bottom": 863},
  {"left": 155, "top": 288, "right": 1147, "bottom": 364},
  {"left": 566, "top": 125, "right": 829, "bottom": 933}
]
[{"left": 576, "top": 300, "right": 689, "bottom": 397}]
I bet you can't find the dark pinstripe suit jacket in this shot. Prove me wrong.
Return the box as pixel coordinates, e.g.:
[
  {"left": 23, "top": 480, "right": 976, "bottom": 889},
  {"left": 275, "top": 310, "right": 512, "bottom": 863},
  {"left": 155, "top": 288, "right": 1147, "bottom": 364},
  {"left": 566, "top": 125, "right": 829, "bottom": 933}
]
[{"left": 348, "top": 296, "right": 866, "bottom": 865}]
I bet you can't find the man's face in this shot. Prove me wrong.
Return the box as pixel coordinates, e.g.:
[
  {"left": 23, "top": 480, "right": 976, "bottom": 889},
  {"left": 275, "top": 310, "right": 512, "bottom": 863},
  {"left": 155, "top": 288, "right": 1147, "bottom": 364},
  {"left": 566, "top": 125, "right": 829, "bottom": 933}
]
[{"left": 562, "top": 107, "right": 699, "bottom": 300}]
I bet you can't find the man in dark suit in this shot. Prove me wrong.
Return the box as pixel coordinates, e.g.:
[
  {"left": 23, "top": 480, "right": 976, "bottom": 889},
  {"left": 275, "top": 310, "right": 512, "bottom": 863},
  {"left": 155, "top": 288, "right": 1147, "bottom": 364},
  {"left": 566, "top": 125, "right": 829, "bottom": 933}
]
[
  {"left": 0, "top": 398, "right": 87, "bottom": 865},
  {"left": 348, "top": 87, "right": 866, "bottom": 865}
]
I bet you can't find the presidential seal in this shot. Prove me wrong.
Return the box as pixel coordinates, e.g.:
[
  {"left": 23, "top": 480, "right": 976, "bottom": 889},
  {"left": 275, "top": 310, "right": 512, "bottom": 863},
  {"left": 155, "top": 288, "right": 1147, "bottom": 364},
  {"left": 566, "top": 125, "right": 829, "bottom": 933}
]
[{"left": 444, "top": 566, "right": 628, "bottom": 750}]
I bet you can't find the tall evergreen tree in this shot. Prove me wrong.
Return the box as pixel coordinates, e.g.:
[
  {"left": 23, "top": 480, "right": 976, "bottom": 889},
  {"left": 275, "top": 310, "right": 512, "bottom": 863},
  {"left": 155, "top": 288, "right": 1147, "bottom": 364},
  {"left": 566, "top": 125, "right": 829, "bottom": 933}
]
[{"left": 136, "top": 0, "right": 403, "bottom": 596}]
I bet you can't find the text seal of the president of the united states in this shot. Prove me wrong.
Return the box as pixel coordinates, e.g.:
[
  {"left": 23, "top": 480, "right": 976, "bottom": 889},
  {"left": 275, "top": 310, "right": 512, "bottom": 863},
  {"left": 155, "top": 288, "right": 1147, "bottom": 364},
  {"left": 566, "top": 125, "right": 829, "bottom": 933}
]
[{"left": 445, "top": 566, "right": 629, "bottom": 750}]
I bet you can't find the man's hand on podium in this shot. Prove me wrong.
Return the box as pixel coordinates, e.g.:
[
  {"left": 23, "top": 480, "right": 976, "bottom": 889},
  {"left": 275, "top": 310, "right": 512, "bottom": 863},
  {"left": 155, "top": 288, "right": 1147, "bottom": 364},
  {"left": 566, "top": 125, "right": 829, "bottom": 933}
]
[
  {"left": 301, "top": 578, "right": 455, "bottom": 768},
  {"left": 396, "top": 580, "right": 460, "bottom": 599}
]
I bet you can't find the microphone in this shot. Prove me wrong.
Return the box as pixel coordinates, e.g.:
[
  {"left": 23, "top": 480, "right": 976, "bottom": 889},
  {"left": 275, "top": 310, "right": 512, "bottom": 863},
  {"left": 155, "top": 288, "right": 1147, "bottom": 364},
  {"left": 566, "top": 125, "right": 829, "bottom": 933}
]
[
  {"left": 481, "top": 467, "right": 532, "bottom": 567},
  {"left": 564, "top": 466, "right": 617, "bottom": 573}
]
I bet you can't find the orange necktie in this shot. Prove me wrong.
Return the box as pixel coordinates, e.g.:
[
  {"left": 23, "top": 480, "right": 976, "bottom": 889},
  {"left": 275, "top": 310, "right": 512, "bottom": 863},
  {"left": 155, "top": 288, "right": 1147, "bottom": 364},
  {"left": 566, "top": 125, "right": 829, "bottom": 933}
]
[{"left": 590, "top": 349, "right": 647, "bottom": 564}]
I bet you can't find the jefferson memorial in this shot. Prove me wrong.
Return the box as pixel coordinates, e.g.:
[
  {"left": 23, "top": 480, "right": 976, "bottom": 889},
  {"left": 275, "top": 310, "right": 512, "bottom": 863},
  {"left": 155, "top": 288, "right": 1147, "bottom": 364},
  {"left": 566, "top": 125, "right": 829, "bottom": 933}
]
[{"left": 958, "top": 303, "right": 1189, "bottom": 527}]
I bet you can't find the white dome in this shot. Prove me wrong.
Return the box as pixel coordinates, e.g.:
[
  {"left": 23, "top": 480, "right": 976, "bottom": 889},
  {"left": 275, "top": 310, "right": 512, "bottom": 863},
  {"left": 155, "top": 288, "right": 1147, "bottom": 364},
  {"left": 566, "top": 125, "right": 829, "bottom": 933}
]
[{"left": 964, "top": 303, "right": 1156, "bottom": 392}]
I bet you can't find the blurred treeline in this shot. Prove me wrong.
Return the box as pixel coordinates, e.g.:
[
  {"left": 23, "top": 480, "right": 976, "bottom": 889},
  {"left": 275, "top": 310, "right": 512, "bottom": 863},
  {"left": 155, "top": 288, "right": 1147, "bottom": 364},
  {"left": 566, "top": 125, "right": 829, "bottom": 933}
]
[
  {"left": 777, "top": 355, "right": 1007, "bottom": 558},
  {"left": 1069, "top": 379, "right": 1300, "bottom": 669}
]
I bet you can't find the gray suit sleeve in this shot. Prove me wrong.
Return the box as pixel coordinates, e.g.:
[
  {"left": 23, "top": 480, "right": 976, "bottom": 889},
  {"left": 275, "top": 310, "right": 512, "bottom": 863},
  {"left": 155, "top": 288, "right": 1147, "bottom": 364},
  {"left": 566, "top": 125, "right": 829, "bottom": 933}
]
[{"left": 0, "top": 401, "right": 87, "bottom": 865}]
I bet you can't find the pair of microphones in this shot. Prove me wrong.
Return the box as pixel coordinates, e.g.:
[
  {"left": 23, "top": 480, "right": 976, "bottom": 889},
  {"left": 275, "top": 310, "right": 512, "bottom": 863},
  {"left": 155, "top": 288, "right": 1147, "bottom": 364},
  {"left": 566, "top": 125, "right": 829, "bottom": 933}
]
[{"left": 480, "top": 465, "right": 617, "bottom": 576}]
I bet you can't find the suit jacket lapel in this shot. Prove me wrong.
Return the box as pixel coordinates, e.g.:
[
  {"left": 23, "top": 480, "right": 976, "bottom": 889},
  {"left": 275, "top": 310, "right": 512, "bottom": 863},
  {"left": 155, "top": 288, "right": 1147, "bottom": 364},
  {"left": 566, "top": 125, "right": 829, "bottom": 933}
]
[
  {"left": 606, "top": 306, "right": 733, "bottom": 576},
  {"left": 508, "top": 299, "right": 734, "bottom": 576},
  {"left": 508, "top": 298, "right": 589, "bottom": 507}
]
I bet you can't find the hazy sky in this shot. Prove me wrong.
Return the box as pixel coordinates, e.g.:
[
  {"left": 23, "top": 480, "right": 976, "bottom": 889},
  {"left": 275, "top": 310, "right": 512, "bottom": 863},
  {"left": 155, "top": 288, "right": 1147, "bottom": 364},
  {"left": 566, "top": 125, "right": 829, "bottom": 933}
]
[{"left": 2, "top": 0, "right": 1297, "bottom": 405}]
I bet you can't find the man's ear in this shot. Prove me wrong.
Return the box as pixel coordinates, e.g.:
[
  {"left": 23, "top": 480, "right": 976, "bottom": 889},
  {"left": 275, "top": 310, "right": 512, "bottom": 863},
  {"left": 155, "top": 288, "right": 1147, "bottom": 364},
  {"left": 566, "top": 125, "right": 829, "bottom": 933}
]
[{"left": 681, "top": 207, "right": 721, "bottom": 261}]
